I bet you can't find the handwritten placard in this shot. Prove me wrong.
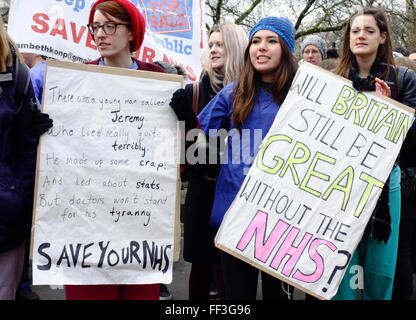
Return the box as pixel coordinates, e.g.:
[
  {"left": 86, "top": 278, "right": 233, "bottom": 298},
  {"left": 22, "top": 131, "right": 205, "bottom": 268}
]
[
  {"left": 32, "top": 60, "right": 182, "bottom": 285},
  {"left": 215, "top": 63, "right": 415, "bottom": 299}
]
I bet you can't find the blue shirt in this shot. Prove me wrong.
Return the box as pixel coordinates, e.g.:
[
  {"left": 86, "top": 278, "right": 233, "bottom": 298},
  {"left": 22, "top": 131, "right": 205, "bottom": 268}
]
[{"left": 198, "top": 82, "right": 280, "bottom": 228}]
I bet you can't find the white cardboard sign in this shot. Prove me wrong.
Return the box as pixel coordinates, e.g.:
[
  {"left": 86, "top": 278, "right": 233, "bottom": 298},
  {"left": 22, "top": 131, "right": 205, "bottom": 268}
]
[{"left": 215, "top": 63, "right": 415, "bottom": 299}]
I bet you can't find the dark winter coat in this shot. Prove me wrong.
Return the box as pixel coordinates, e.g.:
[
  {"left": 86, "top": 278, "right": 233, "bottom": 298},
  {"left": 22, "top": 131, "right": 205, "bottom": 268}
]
[
  {"left": 182, "top": 73, "right": 222, "bottom": 263},
  {"left": 348, "top": 60, "right": 416, "bottom": 242},
  {"left": 0, "top": 63, "right": 39, "bottom": 253}
]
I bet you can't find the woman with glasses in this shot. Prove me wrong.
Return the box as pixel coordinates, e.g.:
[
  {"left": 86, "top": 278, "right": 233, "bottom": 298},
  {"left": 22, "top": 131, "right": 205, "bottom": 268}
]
[{"left": 64, "top": 0, "right": 165, "bottom": 300}]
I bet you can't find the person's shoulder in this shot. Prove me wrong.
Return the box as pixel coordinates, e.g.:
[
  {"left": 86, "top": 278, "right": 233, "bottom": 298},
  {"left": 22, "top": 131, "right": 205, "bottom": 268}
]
[
  {"left": 33, "top": 60, "right": 46, "bottom": 68},
  {"left": 396, "top": 65, "right": 416, "bottom": 87}
]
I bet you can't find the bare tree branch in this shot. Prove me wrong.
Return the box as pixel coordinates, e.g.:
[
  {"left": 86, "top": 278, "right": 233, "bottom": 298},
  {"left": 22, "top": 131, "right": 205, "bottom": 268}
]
[{"left": 213, "top": 0, "right": 224, "bottom": 25}]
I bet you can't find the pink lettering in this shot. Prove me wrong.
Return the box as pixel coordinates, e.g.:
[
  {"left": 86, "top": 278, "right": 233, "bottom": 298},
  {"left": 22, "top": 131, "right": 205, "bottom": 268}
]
[{"left": 170, "top": 0, "right": 181, "bottom": 12}]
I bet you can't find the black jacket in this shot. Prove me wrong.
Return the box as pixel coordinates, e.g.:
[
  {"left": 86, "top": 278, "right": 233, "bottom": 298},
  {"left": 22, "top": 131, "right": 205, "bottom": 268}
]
[
  {"left": 184, "top": 72, "right": 219, "bottom": 115},
  {"left": 393, "top": 65, "right": 416, "bottom": 168}
]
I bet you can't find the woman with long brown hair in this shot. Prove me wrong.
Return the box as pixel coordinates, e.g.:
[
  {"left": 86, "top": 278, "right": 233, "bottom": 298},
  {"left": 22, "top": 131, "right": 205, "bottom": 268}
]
[{"left": 333, "top": 7, "right": 416, "bottom": 300}]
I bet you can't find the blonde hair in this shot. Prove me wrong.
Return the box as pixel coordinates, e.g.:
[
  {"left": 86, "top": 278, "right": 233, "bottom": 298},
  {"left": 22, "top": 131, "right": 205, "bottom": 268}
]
[
  {"left": 202, "top": 23, "right": 248, "bottom": 92},
  {"left": 0, "top": 16, "right": 22, "bottom": 72}
]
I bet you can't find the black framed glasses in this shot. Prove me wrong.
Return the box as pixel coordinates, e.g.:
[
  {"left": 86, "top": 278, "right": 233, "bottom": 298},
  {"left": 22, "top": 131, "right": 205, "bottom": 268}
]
[{"left": 87, "top": 22, "right": 130, "bottom": 35}]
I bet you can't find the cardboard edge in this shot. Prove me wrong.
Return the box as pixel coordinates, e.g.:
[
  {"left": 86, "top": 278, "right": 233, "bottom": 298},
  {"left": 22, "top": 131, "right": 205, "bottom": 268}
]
[{"left": 30, "top": 135, "right": 43, "bottom": 260}]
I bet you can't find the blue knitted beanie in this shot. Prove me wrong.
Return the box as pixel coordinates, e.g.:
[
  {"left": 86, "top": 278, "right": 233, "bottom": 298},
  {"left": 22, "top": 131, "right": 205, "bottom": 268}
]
[{"left": 249, "top": 17, "right": 295, "bottom": 52}]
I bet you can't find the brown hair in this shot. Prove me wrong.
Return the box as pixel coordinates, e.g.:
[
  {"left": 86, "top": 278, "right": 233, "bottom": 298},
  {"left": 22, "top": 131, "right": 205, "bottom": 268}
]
[
  {"left": 335, "top": 7, "right": 395, "bottom": 80},
  {"left": 232, "top": 35, "right": 298, "bottom": 130},
  {"left": 0, "top": 17, "right": 22, "bottom": 72}
]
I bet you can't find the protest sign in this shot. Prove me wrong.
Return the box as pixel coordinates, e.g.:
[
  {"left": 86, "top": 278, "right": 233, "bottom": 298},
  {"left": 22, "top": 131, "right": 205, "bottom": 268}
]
[
  {"left": 214, "top": 63, "right": 415, "bottom": 300},
  {"left": 31, "top": 60, "right": 182, "bottom": 285},
  {"left": 7, "top": 0, "right": 205, "bottom": 81}
]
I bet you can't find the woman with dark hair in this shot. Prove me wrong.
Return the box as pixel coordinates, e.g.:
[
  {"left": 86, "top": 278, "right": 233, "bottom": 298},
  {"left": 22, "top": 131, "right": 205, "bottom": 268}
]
[
  {"left": 333, "top": 7, "right": 416, "bottom": 300},
  {"left": 64, "top": 0, "right": 166, "bottom": 300},
  {"left": 197, "top": 16, "right": 298, "bottom": 300}
]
